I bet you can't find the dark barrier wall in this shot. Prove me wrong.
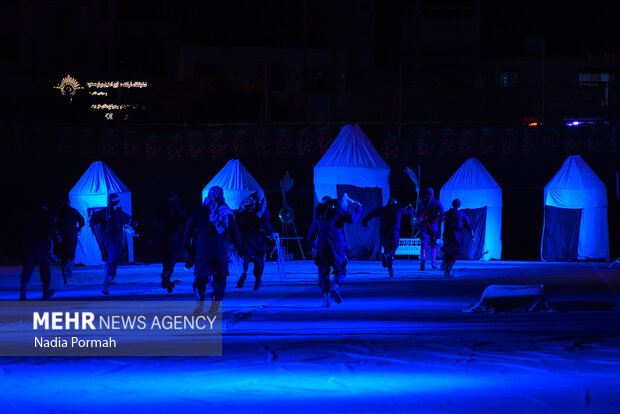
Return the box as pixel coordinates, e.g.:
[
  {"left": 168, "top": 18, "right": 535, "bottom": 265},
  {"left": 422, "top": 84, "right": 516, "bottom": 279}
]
[{"left": 0, "top": 123, "right": 618, "bottom": 262}]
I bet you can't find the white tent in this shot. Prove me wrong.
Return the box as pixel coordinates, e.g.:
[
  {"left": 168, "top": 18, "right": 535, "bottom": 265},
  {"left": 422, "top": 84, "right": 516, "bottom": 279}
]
[
  {"left": 541, "top": 155, "right": 609, "bottom": 261},
  {"left": 314, "top": 124, "right": 390, "bottom": 258},
  {"left": 202, "top": 159, "right": 263, "bottom": 210},
  {"left": 440, "top": 157, "right": 502, "bottom": 261},
  {"left": 69, "top": 161, "right": 134, "bottom": 265}
]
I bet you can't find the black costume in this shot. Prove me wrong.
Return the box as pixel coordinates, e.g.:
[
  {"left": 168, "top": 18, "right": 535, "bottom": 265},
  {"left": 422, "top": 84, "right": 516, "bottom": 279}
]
[
  {"left": 441, "top": 199, "right": 474, "bottom": 278},
  {"left": 235, "top": 190, "right": 276, "bottom": 291},
  {"left": 308, "top": 196, "right": 362, "bottom": 307},
  {"left": 416, "top": 188, "right": 444, "bottom": 270},
  {"left": 90, "top": 194, "right": 137, "bottom": 295},
  {"left": 20, "top": 204, "right": 59, "bottom": 300},
  {"left": 184, "top": 186, "right": 244, "bottom": 315},
  {"left": 55, "top": 201, "right": 85, "bottom": 284},
  {"left": 362, "top": 199, "right": 413, "bottom": 277},
  {"left": 158, "top": 193, "right": 187, "bottom": 292}
]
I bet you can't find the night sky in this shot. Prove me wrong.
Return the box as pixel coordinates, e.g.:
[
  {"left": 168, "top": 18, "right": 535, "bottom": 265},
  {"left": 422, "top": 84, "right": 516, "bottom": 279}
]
[{"left": 0, "top": 1, "right": 618, "bottom": 261}]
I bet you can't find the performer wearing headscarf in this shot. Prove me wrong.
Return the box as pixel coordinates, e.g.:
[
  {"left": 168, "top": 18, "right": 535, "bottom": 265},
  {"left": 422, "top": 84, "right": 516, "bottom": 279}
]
[
  {"left": 20, "top": 202, "right": 60, "bottom": 300},
  {"left": 441, "top": 199, "right": 474, "bottom": 278},
  {"left": 184, "top": 186, "right": 244, "bottom": 316},
  {"left": 158, "top": 192, "right": 187, "bottom": 293},
  {"left": 90, "top": 194, "right": 137, "bottom": 295},
  {"left": 416, "top": 187, "right": 444, "bottom": 271},
  {"left": 309, "top": 196, "right": 333, "bottom": 258},
  {"left": 235, "top": 189, "right": 277, "bottom": 291},
  {"left": 362, "top": 198, "right": 414, "bottom": 277},
  {"left": 308, "top": 194, "right": 362, "bottom": 307},
  {"left": 55, "top": 197, "right": 85, "bottom": 284}
]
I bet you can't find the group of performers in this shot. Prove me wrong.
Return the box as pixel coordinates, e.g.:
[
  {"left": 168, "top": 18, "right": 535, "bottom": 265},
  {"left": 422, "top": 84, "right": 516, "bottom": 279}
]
[{"left": 18, "top": 185, "right": 474, "bottom": 312}]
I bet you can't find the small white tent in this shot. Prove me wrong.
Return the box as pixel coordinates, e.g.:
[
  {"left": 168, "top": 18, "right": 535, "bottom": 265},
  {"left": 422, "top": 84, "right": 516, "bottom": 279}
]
[
  {"left": 541, "top": 155, "right": 609, "bottom": 261},
  {"left": 202, "top": 159, "right": 263, "bottom": 210},
  {"left": 314, "top": 124, "right": 390, "bottom": 259},
  {"left": 69, "top": 161, "right": 134, "bottom": 265},
  {"left": 440, "top": 158, "right": 502, "bottom": 260}
]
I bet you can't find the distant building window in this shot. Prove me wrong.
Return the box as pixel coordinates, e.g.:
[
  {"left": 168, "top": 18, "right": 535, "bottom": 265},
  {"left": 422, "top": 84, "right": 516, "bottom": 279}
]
[
  {"left": 500, "top": 71, "right": 519, "bottom": 88},
  {"left": 579, "top": 72, "right": 609, "bottom": 87},
  {"left": 579, "top": 72, "right": 610, "bottom": 106}
]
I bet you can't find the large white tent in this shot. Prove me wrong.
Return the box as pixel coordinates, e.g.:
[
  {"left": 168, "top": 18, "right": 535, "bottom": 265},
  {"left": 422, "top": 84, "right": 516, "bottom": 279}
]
[
  {"left": 541, "top": 155, "right": 609, "bottom": 261},
  {"left": 440, "top": 157, "right": 502, "bottom": 260},
  {"left": 314, "top": 124, "right": 390, "bottom": 259},
  {"left": 202, "top": 159, "right": 263, "bottom": 210},
  {"left": 69, "top": 161, "right": 134, "bottom": 265}
]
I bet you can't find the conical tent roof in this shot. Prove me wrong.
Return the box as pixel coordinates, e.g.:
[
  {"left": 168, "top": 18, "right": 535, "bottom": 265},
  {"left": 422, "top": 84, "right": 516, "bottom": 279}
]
[
  {"left": 440, "top": 158, "right": 502, "bottom": 209},
  {"left": 316, "top": 124, "right": 389, "bottom": 170},
  {"left": 70, "top": 161, "right": 130, "bottom": 195},
  {"left": 544, "top": 155, "right": 607, "bottom": 208},
  {"left": 202, "top": 159, "right": 263, "bottom": 209},
  {"left": 314, "top": 125, "right": 390, "bottom": 195}
]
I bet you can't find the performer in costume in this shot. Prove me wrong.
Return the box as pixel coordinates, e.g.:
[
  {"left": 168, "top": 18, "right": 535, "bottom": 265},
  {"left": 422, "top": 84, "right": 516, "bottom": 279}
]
[
  {"left": 90, "top": 194, "right": 137, "bottom": 295},
  {"left": 184, "top": 186, "right": 244, "bottom": 316},
  {"left": 55, "top": 197, "right": 85, "bottom": 284},
  {"left": 308, "top": 194, "right": 362, "bottom": 307},
  {"left": 235, "top": 190, "right": 277, "bottom": 291},
  {"left": 20, "top": 202, "right": 60, "bottom": 300},
  {"left": 158, "top": 192, "right": 187, "bottom": 293},
  {"left": 416, "top": 187, "right": 444, "bottom": 271},
  {"left": 441, "top": 199, "right": 474, "bottom": 278},
  {"left": 362, "top": 198, "right": 414, "bottom": 277}
]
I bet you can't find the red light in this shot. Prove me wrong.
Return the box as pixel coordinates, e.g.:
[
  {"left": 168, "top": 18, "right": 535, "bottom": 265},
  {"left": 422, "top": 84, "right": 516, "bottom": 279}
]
[{"left": 339, "top": 73, "right": 346, "bottom": 78}]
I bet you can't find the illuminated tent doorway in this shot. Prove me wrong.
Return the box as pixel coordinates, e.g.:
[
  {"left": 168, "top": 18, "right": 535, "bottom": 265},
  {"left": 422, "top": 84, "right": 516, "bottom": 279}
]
[
  {"left": 313, "top": 124, "right": 390, "bottom": 259},
  {"left": 541, "top": 155, "right": 609, "bottom": 261},
  {"left": 69, "top": 161, "right": 134, "bottom": 265},
  {"left": 440, "top": 158, "right": 502, "bottom": 260}
]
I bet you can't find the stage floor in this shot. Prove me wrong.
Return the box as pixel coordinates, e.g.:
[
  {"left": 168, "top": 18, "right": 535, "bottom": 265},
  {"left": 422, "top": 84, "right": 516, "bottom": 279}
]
[{"left": 0, "top": 260, "right": 618, "bottom": 413}]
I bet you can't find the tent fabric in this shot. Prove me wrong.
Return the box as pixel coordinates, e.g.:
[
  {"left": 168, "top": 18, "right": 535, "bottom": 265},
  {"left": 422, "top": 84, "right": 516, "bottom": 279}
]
[
  {"left": 544, "top": 155, "right": 607, "bottom": 209},
  {"left": 541, "top": 206, "right": 581, "bottom": 261},
  {"left": 541, "top": 155, "right": 609, "bottom": 261},
  {"left": 337, "top": 185, "right": 382, "bottom": 259},
  {"left": 314, "top": 125, "right": 390, "bottom": 259},
  {"left": 68, "top": 161, "right": 133, "bottom": 265},
  {"left": 314, "top": 125, "right": 390, "bottom": 205},
  {"left": 202, "top": 159, "right": 263, "bottom": 210},
  {"left": 464, "top": 284, "right": 552, "bottom": 313},
  {"left": 458, "top": 207, "right": 487, "bottom": 260},
  {"left": 315, "top": 124, "right": 390, "bottom": 170},
  {"left": 440, "top": 158, "right": 502, "bottom": 261},
  {"left": 578, "top": 207, "right": 609, "bottom": 260}
]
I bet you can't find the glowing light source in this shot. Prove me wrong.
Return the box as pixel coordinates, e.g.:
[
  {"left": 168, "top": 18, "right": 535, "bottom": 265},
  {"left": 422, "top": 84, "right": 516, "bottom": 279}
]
[
  {"left": 53, "top": 75, "right": 84, "bottom": 103},
  {"left": 52, "top": 75, "right": 148, "bottom": 120},
  {"left": 91, "top": 104, "right": 139, "bottom": 110},
  {"left": 564, "top": 118, "right": 602, "bottom": 127},
  {"left": 86, "top": 81, "right": 148, "bottom": 89}
]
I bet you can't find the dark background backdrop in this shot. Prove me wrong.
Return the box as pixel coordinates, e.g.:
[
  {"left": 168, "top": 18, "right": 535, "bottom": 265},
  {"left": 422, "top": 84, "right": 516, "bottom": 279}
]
[{"left": 0, "top": 1, "right": 618, "bottom": 262}]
